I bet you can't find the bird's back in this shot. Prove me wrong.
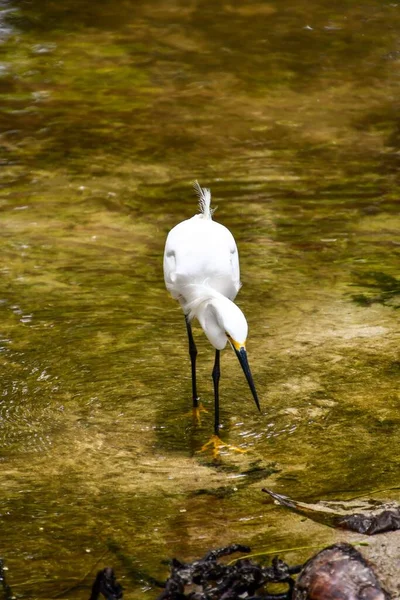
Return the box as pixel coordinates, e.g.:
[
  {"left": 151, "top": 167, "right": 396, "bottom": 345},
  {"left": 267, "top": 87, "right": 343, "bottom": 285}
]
[{"left": 164, "top": 214, "right": 240, "bottom": 303}]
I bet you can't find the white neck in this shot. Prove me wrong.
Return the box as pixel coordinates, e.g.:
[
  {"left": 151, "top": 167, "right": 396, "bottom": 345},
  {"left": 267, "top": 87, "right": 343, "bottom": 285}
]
[
  {"left": 182, "top": 283, "right": 223, "bottom": 318},
  {"left": 182, "top": 283, "right": 247, "bottom": 350}
]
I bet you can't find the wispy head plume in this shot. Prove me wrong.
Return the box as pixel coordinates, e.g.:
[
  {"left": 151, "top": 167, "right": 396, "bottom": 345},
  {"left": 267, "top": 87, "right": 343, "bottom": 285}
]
[{"left": 193, "top": 180, "right": 214, "bottom": 220}]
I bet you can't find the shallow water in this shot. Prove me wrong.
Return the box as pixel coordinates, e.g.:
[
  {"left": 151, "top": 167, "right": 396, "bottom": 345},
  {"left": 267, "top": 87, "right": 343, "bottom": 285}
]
[{"left": 0, "top": 0, "right": 399, "bottom": 597}]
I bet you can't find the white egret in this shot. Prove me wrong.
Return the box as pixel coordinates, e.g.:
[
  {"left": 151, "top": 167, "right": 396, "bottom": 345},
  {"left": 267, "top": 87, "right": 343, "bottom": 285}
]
[{"left": 163, "top": 182, "right": 261, "bottom": 451}]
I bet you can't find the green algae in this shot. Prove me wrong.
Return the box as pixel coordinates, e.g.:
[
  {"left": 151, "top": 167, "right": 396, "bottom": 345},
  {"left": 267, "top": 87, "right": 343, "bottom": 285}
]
[{"left": 351, "top": 272, "right": 400, "bottom": 307}]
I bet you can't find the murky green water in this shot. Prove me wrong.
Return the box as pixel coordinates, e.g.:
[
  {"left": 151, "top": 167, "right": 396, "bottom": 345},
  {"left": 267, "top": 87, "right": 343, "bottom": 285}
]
[{"left": 0, "top": 0, "right": 399, "bottom": 597}]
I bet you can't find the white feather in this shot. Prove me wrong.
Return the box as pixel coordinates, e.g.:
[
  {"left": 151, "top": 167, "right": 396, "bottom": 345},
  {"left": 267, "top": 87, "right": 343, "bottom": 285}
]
[{"left": 193, "top": 180, "right": 214, "bottom": 219}]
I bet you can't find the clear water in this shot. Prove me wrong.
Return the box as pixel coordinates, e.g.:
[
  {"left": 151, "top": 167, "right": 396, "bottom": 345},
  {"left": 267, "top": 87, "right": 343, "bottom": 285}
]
[{"left": 0, "top": 0, "right": 399, "bottom": 597}]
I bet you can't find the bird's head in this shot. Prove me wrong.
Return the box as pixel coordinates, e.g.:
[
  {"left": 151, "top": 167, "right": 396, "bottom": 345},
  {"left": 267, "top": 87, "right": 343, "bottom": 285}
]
[
  {"left": 196, "top": 295, "right": 247, "bottom": 350},
  {"left": 197, "top": 295, "right": 260, "bottom": 412}
]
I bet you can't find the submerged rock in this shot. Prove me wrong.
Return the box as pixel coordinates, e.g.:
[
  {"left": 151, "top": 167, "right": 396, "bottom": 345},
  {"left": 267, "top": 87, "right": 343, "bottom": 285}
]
[{"left": 293, "top": 543, "right": 390, "bottom": 600}]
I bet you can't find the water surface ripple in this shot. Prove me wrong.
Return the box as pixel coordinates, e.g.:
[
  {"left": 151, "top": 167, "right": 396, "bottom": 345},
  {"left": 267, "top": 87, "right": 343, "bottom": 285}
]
[{"left": 0, "top": 0, "right": 399, "bottom": 597}]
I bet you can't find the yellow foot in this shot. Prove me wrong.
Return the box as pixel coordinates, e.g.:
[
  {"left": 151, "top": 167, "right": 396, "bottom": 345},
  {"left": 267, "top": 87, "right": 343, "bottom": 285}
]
[
  {"left": 189, "top": 402, "right": 208, "bottom": 425},
  {"left": 197, "top": 434, "right": 247, "bottom": 459}
]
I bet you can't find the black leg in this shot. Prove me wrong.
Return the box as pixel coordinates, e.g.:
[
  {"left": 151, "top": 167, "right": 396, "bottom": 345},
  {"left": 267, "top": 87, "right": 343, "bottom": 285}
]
[
  {"left": 212, "top": 350, "right": 221, "bottom": 436},
  {"left": 185, "top": 316, "right": 199, "bottom": 408}
]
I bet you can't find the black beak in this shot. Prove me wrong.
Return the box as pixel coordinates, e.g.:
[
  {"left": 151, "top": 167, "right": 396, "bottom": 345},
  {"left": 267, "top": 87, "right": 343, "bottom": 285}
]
[{"left": 233, "top": 346, "right": 261, "bottom": 412}]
